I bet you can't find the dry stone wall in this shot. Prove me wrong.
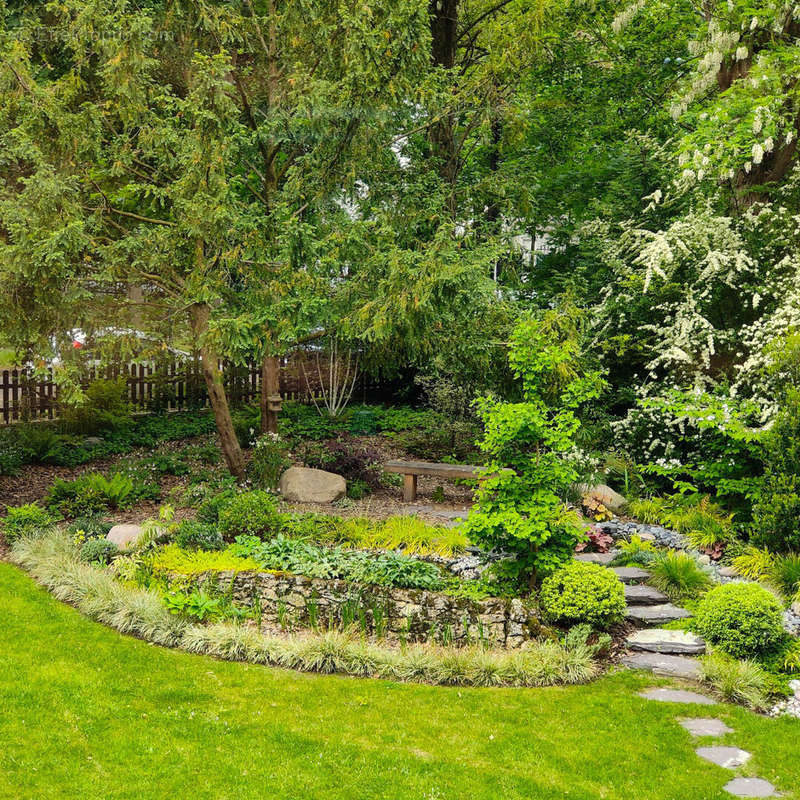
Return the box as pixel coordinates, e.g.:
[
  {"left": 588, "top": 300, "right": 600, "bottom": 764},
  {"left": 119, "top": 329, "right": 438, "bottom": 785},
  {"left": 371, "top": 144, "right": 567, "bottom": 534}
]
[{"left": 189, "top": 569, "right": 542, "bottom": 648}]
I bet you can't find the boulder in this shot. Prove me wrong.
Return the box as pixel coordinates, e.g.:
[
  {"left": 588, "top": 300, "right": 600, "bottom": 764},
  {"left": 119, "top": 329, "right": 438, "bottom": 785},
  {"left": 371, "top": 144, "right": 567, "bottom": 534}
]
[
  {"left": 626, "top": 603, "right": 692, "bottom": 626},
  {"left": 622, "top": 651, "right": 701, "bottom": 680},
  {"left": 574, "top": 552, "right": 616, "bottom": 565},
  {"left": 612, "top": 566, "right": 651, "bottom": 584},
  {"left": 106, "top": 524, "right": 144, "bottom": 550},
  {"left": 626, "top": 628, "right": 706, "bottom": 655},
  {"left": 624, "top": 584, "right": 669, "bottom": 605},
  {"left": 578, "top": 483, "right": 627, "bottom": 514},
  {"left": 279, "top": 467, "right": 346, "bottom": 504}
]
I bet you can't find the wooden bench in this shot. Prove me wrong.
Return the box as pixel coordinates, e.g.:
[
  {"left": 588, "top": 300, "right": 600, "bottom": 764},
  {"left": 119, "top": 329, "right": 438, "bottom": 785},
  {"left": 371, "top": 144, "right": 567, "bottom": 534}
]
[{"left": 383, "top": 459, "right": 484, "bottom": 502}]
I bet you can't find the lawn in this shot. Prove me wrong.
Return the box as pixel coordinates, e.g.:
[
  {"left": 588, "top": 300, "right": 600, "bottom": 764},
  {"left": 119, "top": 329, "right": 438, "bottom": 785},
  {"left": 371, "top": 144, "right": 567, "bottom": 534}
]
[{"left": 1, "top": 562, "right": 798, "bottom": 800}]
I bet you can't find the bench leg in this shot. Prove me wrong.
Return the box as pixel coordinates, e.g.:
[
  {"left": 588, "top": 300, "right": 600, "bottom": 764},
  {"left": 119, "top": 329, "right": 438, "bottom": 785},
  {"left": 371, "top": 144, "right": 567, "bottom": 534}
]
[{"left": 403, "top": 473, "right": 417, "bottom": 502}]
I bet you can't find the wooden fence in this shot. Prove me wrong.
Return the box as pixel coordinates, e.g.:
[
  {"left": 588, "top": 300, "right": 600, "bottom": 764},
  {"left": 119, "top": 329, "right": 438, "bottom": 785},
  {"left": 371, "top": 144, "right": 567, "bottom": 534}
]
[{"left": 0, "top": 353, "right": 345, "bottom": 425}]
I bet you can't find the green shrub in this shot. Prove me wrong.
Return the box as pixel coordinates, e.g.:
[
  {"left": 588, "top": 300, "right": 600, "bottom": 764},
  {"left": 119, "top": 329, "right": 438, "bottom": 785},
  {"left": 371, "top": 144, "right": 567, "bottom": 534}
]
[
  {"left": 218, "top": 491, "right": 281, "bottom": 540},
  {"left": 464, "top": 310, "right": 604, "bottom": 584},
  {"left": 61, "top": 377, "right": 132, "bottom": 435},
  {"left": 695, "top": 583, "right": 784, "bottom": 658},
  {"left": 346, "top": 478, "right": 371, "bottom": 499},
  {"left": 539, "top": 562, "right": 626, "bottom": 629},
  {"left": 648, "top": 551, "right": 712, "bottom": 601},
  {"left": 390, "top": 419, "right": 480, "bottom": 463},
  {"left": 173, "top": 520, "right": 224, "bottom": 552},
  {"left": 0, "top": 427, "right": 30, "bottom": 475},
  {"left": 752, "top": 389, "right": 800, "bottom": 552},
  {"left": 80, "top": 538, "right": 119, "bottom": 565},
  {"left": 196, "top": 489, "right": 237, "bottom": 524},
  {"left": 248, "top": 434, "right": 290, "bottom": 490},
  {"left": 66, "top": 515, "right": 113, "bottom": 540},
  {"left": 2, "top": 503, "right": 57, "bottom": 542}
]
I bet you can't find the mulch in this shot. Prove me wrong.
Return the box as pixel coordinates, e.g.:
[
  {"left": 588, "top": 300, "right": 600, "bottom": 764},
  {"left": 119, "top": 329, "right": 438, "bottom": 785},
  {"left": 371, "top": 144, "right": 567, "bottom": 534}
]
[{"left": 0, "top": 433, "right": 477, "bottom": 525}]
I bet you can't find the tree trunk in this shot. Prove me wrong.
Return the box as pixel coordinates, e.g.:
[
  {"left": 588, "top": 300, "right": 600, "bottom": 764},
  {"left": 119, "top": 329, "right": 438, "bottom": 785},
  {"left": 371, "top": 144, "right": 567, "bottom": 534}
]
[
  {"left": 188, "top": 302, "right": 245, "bottom": 480},
  {"left": 429, "top": 0, "right": 459, "bottom": 212},
  {"left": 260, "top": 354, "right": 280, "bottom": 434}
]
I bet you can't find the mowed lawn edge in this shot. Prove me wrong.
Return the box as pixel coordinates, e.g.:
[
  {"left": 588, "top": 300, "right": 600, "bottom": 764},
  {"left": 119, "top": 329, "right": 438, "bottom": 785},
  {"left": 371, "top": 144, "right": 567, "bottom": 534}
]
[{"left": 1, "top": 562, "right": 798, "bottom": 800}]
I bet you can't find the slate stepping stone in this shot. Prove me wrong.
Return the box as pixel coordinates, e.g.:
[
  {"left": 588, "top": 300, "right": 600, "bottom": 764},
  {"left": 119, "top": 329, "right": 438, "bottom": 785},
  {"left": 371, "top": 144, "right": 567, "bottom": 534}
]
[
  {"left": 622, "top": 651, "right": 701, "bottom": 680},
  {"left": 680, "top": 718, "right": 734, "bottom": 737},
  {"left": 626, "top": 629, "right": 706, "bottom": 655},
  {"left": 724, "top": 778, "right": 778, "bottom": 797},
  {"left": 696, "top": 746, "right": 751, "bottom": 769},
  {"left": 624, "top": 584, "right": 669, "bottom": 605},
  {"left": 626, "top": 603, "right": 692, "bottom": 625},
  {"left": 612, "top": 566, "right": 651, "bottom": 584},
  {"left": 575, "top": 552, "right": 616, "bottom": 565},
  {"left": 639, "top": 688, "right": 715, "bottom": 705}
]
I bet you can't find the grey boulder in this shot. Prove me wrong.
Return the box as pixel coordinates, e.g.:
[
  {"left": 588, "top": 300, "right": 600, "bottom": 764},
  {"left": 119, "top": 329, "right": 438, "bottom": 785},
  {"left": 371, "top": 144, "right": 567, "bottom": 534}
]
[{"left": 279, "top": 466, "right": 346, "bottom": 503}]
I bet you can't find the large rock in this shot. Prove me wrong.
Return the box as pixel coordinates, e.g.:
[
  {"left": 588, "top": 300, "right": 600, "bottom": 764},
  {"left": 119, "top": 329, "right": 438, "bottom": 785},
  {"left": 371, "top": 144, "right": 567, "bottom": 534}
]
[
  {"left": 279, "top": 467, "right": 346, "bottom": 503},
  {"left": 578, "top": 483, "right": 627, "bottom": 514},
  {"left": 622, "top": 651, "right": 701, "bottom": 680},
  {"left": 626, "top": 628, "right": 706, "bottom": 655},
  {"left": 624, "top": 584, "right": 669, "bottom": 605},
  {"left": 612, "top": 566, "right": 651, "bottom": 584},
  {"left": 574, "top": 552, "right": 616, "bottom": 565},
  {"left": 626, "top": 603, "right": 692, "bottom": 626},
  {"left": 106, "top": 524, "right": 144, "bottom": 550}
]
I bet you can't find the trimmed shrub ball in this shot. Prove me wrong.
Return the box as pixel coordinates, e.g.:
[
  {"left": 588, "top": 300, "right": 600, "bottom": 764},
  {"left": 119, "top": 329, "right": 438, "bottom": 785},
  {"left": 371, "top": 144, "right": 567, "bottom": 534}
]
[
  {"left": 218, "top": 490, "right": 281, "bottom": 540},
  {"left": 694, "top": 583, "right": 784, "bottom": 658},
  {"left": 540, "top": 561, "right": 626, "bottom": 629}
]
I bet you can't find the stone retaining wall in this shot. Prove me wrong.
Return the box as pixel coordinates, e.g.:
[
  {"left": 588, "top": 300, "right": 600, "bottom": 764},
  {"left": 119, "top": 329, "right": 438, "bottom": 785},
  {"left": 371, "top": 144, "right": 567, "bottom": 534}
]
[{"left": 187, "top": 570, "right": 541, "bottom": 648}]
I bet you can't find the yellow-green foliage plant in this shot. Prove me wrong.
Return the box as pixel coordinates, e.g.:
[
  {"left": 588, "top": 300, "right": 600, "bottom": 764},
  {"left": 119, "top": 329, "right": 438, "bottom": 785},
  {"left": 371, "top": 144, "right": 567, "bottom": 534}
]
[
  {"left": 368, "top": 516, "right": 467, "bottom": 557},
  {"left": 334, "top": 515, "right": 468, "bottom": 557},
  {"left": 153, "top": 545, "right": 260, "bottom": 576},
  {"left": 629, "top": 494, "right": 735, "bottom": 552}
]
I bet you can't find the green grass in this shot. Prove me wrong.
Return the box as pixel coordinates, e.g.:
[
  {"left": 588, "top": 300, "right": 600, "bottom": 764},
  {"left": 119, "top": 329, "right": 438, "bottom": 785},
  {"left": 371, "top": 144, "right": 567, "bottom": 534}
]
[{"left": 1, "top": 563, "right": 799, "bottom": 800}]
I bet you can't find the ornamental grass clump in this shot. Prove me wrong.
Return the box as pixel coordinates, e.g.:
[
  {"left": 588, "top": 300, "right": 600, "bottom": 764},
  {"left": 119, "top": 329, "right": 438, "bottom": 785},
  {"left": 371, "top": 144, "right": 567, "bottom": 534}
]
[
  {"left": 539, "top": 562, "right": 626, "bottom": 629},
  {"left": 10, "top": 530, "right": 600, "bottom": 689},
  {"left": 699, "top": 653, "right": 771, "bottom": 711},
  {"left": 648, "top": 550, "right": 712, "bottom": 601},
  {"left": 694, "top": 583, "right": 784, "bottom": 659}
]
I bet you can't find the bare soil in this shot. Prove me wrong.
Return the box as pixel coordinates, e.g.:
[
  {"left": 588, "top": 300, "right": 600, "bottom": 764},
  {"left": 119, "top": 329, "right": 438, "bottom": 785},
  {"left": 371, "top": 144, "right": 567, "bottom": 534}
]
[{"left": 0, "top": 432, "right": 477, "bottom": 525}]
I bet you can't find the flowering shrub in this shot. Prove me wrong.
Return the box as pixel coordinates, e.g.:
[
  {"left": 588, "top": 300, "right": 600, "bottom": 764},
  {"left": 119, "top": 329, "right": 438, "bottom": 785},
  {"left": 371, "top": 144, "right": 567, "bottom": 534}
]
[{"left": 248, "top": 434, "right": 290, "bottom": 490}]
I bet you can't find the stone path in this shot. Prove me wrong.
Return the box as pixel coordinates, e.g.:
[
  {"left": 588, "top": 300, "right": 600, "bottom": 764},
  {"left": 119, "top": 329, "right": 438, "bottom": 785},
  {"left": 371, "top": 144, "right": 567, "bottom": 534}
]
[
  {"left": 605, "top": 565, "right": 702, "bottom": 675},
  {"left": 637, "top": 692, "right": 780, "bottom": 797}
]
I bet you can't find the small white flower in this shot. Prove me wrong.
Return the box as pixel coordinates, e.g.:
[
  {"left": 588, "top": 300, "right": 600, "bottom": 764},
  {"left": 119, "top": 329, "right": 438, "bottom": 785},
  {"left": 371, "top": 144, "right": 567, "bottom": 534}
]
[{"left": 752, "top": 143, "right": 764, "bottom": 164}]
